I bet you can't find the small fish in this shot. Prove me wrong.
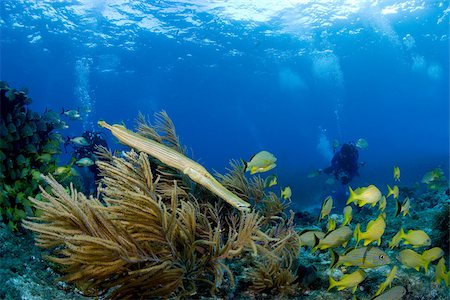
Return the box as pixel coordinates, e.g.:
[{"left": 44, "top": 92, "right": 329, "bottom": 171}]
[
  {"left": 397, "top": 249, "right": 426, "bottom": 271},
  {"left": 347, "top": 185, "right": 382, "bottom": 207},
  {"left": 244, "top": 150, "right": 277, "bottom": 174},
  {"left": 389, "top": 228, "right": 431, "bottom": 249},
  {"left": 421, "top": 168, "right": 443, "bottom": 184},
  {"left": 342, "top": 205, "right": 353, "bottom": 226},
  {"left": 330, "top": 247, "right": 390, "bottom": 269},
  {"left": 281, "top": 186, "right": 292, "bottom": 200},
  {"left": 354, "top": 214, "right": 386, "bottom": 247},
  {"left": 395, "top": 197, "right": 410, "bottom": 217},
  {"left": 319, "top": 196, "right": 333, "bottom": 221},
  {"left": 372, "top": 286, "right": 406, "bottom": 300},
  {"left": 37, "top": 153, "right": 52, "bottom": 164},
  {"left": 66, "top": 136, "right": 89, "bottom": 147},
  {"left": 375, "top": 266, "right": 398, "bottom": 296},
  {"left": 387, "top": 185, "right": 399, "bottom": 199},
  {"left": 422, "top": 247, "right": 444, "bottom": 273},
  {"left": 264, "top": 174, "right": 277, "bottom": 187},
  {"left": 76, "top": 157, "right": 95, "bottom": 167},
  {"left": 355, "top": 138, "right": 368, "bottom": 150},
  {"left": 327, "top": 217, "right": 336, "bottom": 233},
  {"left": 61, "top": 108, "right": 82, "bottom": 120},
  {"left": 378, "top": 196, "right": 387, "bottom": 212},
  {"left": 435, "top": 257, "right": 449, "bottom": 287},
  {"left": 53, "top": 166, "right": 71, "bottom": 176},
  {"left": 393, "top": 166, "right": 400, "bottom": 181},
  {"left": 298, "top": 230, "right": 325, "bottom": 248},
  {"left": 307, "top": 169, "right": 322, "bottom": 178},
  {"left": 312, "top": 226, "right": 352, "bottom": 252},
  {"left": 328, "top": 269, "right": 366, "bottom": 293}
]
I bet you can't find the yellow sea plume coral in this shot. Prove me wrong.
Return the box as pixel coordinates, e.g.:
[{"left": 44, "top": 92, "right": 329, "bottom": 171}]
[{"left": 23, "top": 148, "right": 271, "bottom": 298}]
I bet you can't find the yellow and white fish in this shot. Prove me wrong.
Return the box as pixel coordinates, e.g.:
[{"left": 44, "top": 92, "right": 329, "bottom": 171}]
[
  {"left": 328, "top": 269, "right": 366, "bottom": 293},
  {"left": 354, "top": 214, "right": 386, "bottom": 247},
  {"left": 327, "top": 217, "right": 336, "bottom": 233},
  {"left": 387, "top": 185, "right": 399, "bottom": 199},
  {"left": 389, "top": 228, "right": 431, "bottom": 249},
  {"left": 264, "top": 174, "right": 277, "bottom": 187},
  {"left": 342, "top": 205, "right": 353, "bottom": 226},
  {"left": 372, "top": 286, "right": 406, "bottom": 300},
  {"left": 245, "top": 151, "right": 277, "bottom": 174},
  {"left": 393, "top": 166, "right": 401, "bottom": 181},
  {"left": 312, "top": 226, "right": 352, "bottom": 252},
  {"left": 422, "top": 247, "right": 444, "bottom": 273},
  {"left": 281, "top": 186, "right": 292, "bottom": 200},
  {"left": 330, "top": 247, "right": 390, "bottom": 269},
  {"left": 347, "top": 185, "right": 382, "bottom": 207},
  {"left": 435, "top": 257, "right": 449, "bottom": 287},
  {"left": 355, "top": 138, "right": 369, "bottom": 150},
  {"left": 397, "top": 249, "right": 426, "bottom": 271},
  {"left": 61, "top": 108, "right": 82, "bottom": 120},
  {"left": 319, "top": 196, "right": 333, "bottom": 221},
  {"left": 298, "top": 230, "right": 325, "bottom": 248},
  {"left": 375, "top": 266, "right": 398, "bottom": 296},
  {"left": 395, "top": 197, "right": 411, "bottom": 217},
  {"left": 76, "top": 157, "right": 95, "bottom": 167},
  {"left": 421, "top": 168, "right": 443, "bottom": 184},
  {"left": 378, "top": 196, "right": 387, "bottom": 212}
]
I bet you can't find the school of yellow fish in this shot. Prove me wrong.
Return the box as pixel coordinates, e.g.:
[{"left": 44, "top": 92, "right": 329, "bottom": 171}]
[{"left": 245, "top": 152, "right": 449, "bottom": 299}]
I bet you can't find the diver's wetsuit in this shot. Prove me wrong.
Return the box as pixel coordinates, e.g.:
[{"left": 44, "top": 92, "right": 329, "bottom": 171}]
[
  {"left": 72, "top": 131, "right": 108, "bottom": 183},
  {"left": 323, "top": 143, "right": 359, "bottom": 185}
]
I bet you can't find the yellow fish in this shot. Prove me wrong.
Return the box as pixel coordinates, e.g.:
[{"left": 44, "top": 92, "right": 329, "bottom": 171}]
[
  {"left": 264, "top": 174, "right": 277, "bottom": 187},
  {"left": 386, "top": 185, "right": 399, "bottom": 199},
  {"left": 392, "top": 228, "right": 431, "bottom": 248},
  {"left": 395, "top": 197, "right": 410, "bottom": 217},
  {"left": 375, "top": 266, "right": 398, "bottom": 296},
  {"left": 435, "top": 257, "right": 449, "bottom": 287},
  {"left": 245, "top": 151, "right": 277, "bottom": 174},
  {"left": 312, "top": 226, "right": 352, "bottom": 252},
  {"left": 355, "top": 138, "right": 369, "bottom": 150},
  {"left": 388, "top": 229, "right": 403, "bottom": 249},
  {"left": 347, "top": 185, "right": 382, "bottom": 207},
  {"left": 421, "top": 168, "right": 443, "bottom": 184},
  {"left": 330, "top": 247, "right": 390, "bottom": 269},
  {"left": 342, "top": 205, "right": 353, "bottom": 226},
  {"left": 281, "top": 186, "right": 292, "bottom": 200},
  {"left": 397, "top": 249, "right": 426, "bottom": 271},
  {"left": 327, "top": 217, "right": 336, "bottom": 233},
  {"left": 298, "top": 230, "right": 325, "bottom": 248},
  {"left": 319, "top": 196, "right": 333, "bottom": 221},
  {"left": 354, "top": 214, "right": 386, "bottom": 247},
  {"left": 373, "top": 286, "right": 406, "bottom": 300},
  {"left": 393, "top": 166, "right": 401, "bottom": 181},
  {"left": 378, "top": 196, "right": 387, "bottom": 212},
  {"left": 422, "top": 247, "right": 444, "bottom": 273},
  {"left": 328, "top": 269, "right": 366, "bottom": 293}
]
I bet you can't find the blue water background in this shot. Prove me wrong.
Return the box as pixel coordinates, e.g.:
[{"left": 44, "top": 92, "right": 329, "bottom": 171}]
[{"left": 1, "top": 1, "right": 448, "bottom": 210}]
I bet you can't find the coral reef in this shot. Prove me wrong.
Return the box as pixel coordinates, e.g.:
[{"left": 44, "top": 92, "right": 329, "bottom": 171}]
[
  {"left": 433, "top": 201, "right": 449, "bottom": 257},
  {"left": 0, "top": 82, "right": 65, "bottom": 230},
  {"left": 24, "top": 112, "right": 300, "bottom": 299},
  {"left": 20, "top": 111, "right": 450, "bottom": 299}
]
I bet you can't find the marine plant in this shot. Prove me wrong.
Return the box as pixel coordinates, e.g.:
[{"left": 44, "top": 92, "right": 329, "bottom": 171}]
[
  {"left": 24, "top": 112, "right": 301, "bottom": 298},
  {"left": 0, "top": 82, "right": 66, "bottom": 230}
]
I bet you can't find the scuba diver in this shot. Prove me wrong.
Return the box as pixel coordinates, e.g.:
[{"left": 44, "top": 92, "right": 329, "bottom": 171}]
[
  {"left": 65, "top": 131, "right": 108, "bottom": 194},
  {"left": 323, "top": 143, "right": 361, "bottom": 185}
]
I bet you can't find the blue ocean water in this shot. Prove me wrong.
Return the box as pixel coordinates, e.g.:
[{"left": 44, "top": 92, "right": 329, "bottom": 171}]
[{"left": 1, "top": 0, "right": 448, "bottom": 211}]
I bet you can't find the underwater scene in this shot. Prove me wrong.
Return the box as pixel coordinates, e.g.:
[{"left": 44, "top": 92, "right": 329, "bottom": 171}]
[{"left": 0, "top": 0, "right": 449, "bottom": 299}]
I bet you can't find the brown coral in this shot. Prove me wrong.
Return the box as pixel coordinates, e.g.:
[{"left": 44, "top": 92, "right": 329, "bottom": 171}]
[{"left": 23, "top": 112, "right": 302, "bottom": 298}]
